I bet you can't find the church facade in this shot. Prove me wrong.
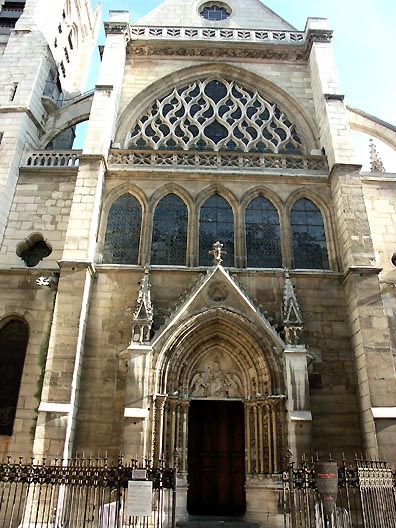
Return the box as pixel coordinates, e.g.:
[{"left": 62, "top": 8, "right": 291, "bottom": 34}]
[{"left": 0, "top": 0, "right": 396, "bottom": 525}]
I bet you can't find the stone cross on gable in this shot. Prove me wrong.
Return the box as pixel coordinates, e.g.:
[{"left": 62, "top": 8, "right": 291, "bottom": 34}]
[{"left": 209, "top": 241, "right": 226, "bottom": 266}]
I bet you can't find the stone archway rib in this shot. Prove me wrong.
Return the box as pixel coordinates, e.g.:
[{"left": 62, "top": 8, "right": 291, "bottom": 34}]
[
  {"left": 41, "top": 90, "right": 94, "bottom": 147},
  {"left": 347, "top": 105, "right": 396, "bottom": 151}
]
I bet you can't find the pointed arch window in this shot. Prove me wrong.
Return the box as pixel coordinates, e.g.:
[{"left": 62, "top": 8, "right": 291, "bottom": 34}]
[
  {"left": 128, "top": 78, "right": 303, "bottom": 154},
  {"left": 199, "top": 194, "right": 234, "bottom": 267},
  {"left": 0, "top": 319, "right": 29, "bottom": 436},
  {"left": 291, "top": 198, "right": 329, "bottom": 269},
  {"left": 246, "top": 197, "right": 282, "bottom": 268},
  {"left": 103, "top": 194, "right": 142, "bottom": 265},
  {"left": 151, "top": 194, "right": 188, "bottom": 266}
]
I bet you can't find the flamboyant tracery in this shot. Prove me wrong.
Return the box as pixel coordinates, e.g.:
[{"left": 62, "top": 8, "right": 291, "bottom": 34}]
[{"left": 128, "top": 78, "right": 303, "bottom": 154}]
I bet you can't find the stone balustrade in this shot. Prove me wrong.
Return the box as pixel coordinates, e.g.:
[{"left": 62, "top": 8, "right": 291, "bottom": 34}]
[
  {"left": 24, "top": 150, "right": 82, "bottom": 168},
  {"left": 22, "top": 149, "right": 328, "bottom": 173},
  {"left": 108, "top": 149, "right": 328, "bottom": 173},
  {"left": 129, "top": 25, "right": 305, "bottom": 45}
]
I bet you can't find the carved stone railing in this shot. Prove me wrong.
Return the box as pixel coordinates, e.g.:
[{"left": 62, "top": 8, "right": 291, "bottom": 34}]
[
  {"left": 129, "top": 25, "right": 305, "bottom": 45},
  {"left": 24, "top": 150, "right": 82, "bottom": 168},
  {"left": 108, "top": 149, "right": 328, "bottom": 173}
]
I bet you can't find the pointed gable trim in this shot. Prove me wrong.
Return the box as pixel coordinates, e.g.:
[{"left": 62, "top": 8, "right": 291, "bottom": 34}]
[{"left": 151, "top": 265, "right": 285, "bottom": 349}]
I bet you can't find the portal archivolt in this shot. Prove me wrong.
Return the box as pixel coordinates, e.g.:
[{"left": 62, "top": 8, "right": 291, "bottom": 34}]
[{"left": 151, "top": 312, "right": 287, "bottom": 476}]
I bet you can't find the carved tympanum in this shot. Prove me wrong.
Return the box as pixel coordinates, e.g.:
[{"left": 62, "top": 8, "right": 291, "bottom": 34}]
[{"left": 189, "top": 355, "right": 243, "bottom": 398}]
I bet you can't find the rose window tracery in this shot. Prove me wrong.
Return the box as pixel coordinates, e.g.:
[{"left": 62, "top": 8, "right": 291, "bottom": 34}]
[{"left": 128, "top": 79, "right": 303, "bottom": 154}]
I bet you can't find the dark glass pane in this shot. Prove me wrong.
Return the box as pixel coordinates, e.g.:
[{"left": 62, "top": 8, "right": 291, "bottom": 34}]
[
  {"left": 0, "top": 320, "right": 28, "bottom": 436},
  {"left": 204, "top": 120, "right": 228, "bottom": 144},
  {"left": 151, "top": 194, "right": 188, "bottom": 266},
  {"left": 103, "top": 194, "right": 142, "bottom": 265},
  {"left": 246, "top": 197, "right": 282, "bottom": 268},
  {"left": 199, "top": 194, "right": 234, "bottom": 266},
  {"left": 291, "top": 198, "right": 329, "bottom": 269},
  {"left": 201, "top": 6, "right": 230, "bottom": 21}
]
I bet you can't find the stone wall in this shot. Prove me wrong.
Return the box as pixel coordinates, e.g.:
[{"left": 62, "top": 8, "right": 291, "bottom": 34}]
[
  {"left": 0, "top": 271, "right": 56, "bottom": 458},
  {"left": 0, "top": 171, "right": 76, "bottom": 268},
  {"left": 362, "top": 173, "right": 396, "bottom": 365},
  {"left": 72, "top": 267, "right": 361, "bottom": 460}
]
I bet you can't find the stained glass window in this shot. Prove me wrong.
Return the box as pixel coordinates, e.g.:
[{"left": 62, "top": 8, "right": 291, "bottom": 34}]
[
  {"left": 291, "top": 198, "right": 329, "bottom": 269},
  {"left": 199, "top": 194, "right": 234, "bottom": 267},
  {"left": 151, "top": 194, "right": 188, "bottom": 266},
  {"left": 128, "top": 78, "right": 302, "bottom": 154},
  {"left": 103, "top": 194, "right": 142, "bottom": 265},
  {"left": 246, "top": 197, "right": 282, "bottom": 268},
  {"left": 0, "top": 319, "right": 28, "bottom": 436}
]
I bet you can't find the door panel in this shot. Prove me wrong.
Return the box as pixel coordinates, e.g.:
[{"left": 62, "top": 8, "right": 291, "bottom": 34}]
[{"left": 187, "top": 400, "right": 246, "bottom": 516}]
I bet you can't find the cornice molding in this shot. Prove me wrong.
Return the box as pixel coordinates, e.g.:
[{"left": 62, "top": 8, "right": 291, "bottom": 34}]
[
  {"left": 126, "top": 27, "right": 333, "bottom": 61},
  {"left": 128, "top": 44, "right": 307, "bottom": 61}
]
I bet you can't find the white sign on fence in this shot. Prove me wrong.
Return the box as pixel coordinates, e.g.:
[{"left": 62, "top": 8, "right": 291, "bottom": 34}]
[
  {"left": 127, "top": 480, "right": 153, "bottom": 517},
  {"left": 132, "top": 469, "right": 147, "bottom": 480}
]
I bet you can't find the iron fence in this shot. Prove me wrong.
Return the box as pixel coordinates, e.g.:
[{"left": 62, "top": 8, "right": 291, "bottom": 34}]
[
  {"left": 282, "top": 455, "right": 396, "bottom": 528},
  {"left": 0, "top": 456, "right": 176, "bottom": 528}
]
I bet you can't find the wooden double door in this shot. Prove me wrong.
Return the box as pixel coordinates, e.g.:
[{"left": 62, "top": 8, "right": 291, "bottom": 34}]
[{"left": 187, "top": 400, "right": 246, "bottom": 516}]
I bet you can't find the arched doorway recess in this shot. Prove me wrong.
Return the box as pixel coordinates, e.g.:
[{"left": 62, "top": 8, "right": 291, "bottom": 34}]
[{"left": 151, "top": 310, "right": 287, "bottom": 515}]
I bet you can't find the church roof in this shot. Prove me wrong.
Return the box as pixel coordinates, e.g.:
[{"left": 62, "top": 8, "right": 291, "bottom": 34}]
[{"left": 134, "top": 0, "right": 296, "bottom": 31}]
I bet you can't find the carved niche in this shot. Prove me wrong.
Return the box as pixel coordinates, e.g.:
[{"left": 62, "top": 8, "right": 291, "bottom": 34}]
[{"left": 189, "top": 352, "right": 243, "bottom": 399}]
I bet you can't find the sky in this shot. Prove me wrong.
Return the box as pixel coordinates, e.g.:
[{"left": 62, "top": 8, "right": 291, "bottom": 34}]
[{"left": 84, "top": 0, "right": 396, "bottom": 170}]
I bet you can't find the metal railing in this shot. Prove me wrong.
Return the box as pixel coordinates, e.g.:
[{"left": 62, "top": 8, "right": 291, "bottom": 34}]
[
  {"left": 0, "top": 456, "right": 176, "bottom": 528},
  {"left": 283, "top": 455, "right": 396, "bottom": 528}
]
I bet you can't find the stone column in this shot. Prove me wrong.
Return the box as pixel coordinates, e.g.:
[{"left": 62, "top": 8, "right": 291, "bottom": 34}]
[
  {"left": 331, "top": 165, "right": 396, "bottom": 458},
  {"left": 32, "top": 11, "right": 130, "bottom": 460},
  {"left": 308, "top": 18, "right": 396, "bottom": 458},
  {"left": 284, "top": 346, "right": 312, "bottom": 461},
  {"left": 122, "top": 343, "right": 153, "bottom": 459},
  {"left": 152, "top": 394, "right": 167, "bottom": 463}
]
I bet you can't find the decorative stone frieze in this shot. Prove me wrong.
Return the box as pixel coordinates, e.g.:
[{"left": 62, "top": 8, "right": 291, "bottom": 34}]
[
  {"left": 108, "top": 149, "right": 328, "bottom": 173},
  {"left": 104, "top": 21, "right": 130, "bottom": 41},
  {"left": 129, "top": 44, "right": 306, "bottom": 62}
]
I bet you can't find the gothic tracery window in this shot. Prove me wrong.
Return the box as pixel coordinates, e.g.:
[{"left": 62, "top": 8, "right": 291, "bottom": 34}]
[
  {"left": 246, "top": 197, "right": 282, "bottom": 268},
  {"left": 291, "top": 198, "right": 329, "bottom": 269},
  {"left": 199, "top": 194, "right": 234, "bottom": 267},
  {"left": 128, "top": 78, "right": 302, "bottom": 154},
  {"left": 103, "top": 194, "right": 142, "bottom": 265},
  {"left": 151, "top": 194, "right": 188, "bottom": 266},
  {"left": 0, "top": 319, "right": 29, "bottom": 436}
]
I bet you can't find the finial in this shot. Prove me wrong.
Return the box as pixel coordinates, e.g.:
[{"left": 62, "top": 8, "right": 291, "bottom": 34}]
[
  {"left": 209, "top": 241, "right": 226, "bottom": 266},
  {"left": 130, "top": 267, "right": 154, "bottom": 344},
  {"left": 282, "top": 268, "right": 304, "bottom": 346},
  {"left": 369, "top": 138, "right": 385, "bottom": 173}
]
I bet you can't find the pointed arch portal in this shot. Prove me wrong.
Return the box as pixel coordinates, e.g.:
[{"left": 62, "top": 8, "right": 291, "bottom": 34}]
[{"left": 151, "top": 309, "right": 287, "bottom": 515}]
